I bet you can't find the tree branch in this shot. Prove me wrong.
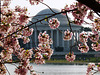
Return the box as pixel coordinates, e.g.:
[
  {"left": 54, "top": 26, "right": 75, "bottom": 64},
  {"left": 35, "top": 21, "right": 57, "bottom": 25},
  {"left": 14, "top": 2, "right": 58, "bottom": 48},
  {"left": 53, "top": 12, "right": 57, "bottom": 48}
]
[
  {"left": 77, "top": 0, "right": 100, "bottom": 13},
  {"left": 0, "top": 9, "right": 76, "bottom": 41}
]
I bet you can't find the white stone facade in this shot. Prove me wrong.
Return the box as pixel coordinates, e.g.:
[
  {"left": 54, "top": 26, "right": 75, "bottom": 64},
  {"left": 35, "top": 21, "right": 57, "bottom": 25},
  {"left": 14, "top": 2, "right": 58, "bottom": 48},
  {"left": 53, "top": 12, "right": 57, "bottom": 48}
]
[{"left": 25, "top": 9, "right": 83, "bottom": 54}]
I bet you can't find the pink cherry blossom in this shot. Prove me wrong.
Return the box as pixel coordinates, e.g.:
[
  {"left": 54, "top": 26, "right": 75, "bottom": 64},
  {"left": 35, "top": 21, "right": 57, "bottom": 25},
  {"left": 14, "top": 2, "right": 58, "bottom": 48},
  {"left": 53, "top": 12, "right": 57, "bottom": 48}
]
[
  {"left": 2, "top": 0, "right": 11, "bottom": 6},
  {"left": 23, "top": 36, "right": 30, "bottom": 44},
  {"left": 0, "top": 23, "right": 11, "bottom": 33},
  {"left": 0, "top": 62, "right": 7, "bottom": 75},
  {"left": 21, "top": 59, "right": 30, "bottom": 68},
  {"left": 1, "top": 7, "right": 17, "bottom": 24},
  {"left": 34, "top": 52, "right": 45, "bottom": 64},
  {"left": 38, "top": 31, "right": 49, "bottom": 43},
  {"left": 37, "top": 41, "right": 53, "bottom": 60},
  {"left": 92, "top": 18, "right": 100, "bottom": 31},
  {"left": 15, "top": 66, "right": 28, "bottom": 75},
  {"left": 94, "top": 24, "right": 100, "bottom": 32},
  {"left": 34, "top": 58, "right": 45, "bottom": 64},
  {"left": 43, "top": 48, "right": 53, "bottom": 60},
  {"left": 86, "top": 63, "right": 95, "bottom": 75},
  {"left": 65, "top": 52, "right": 76, "bottom": 62},
  {"left": 63, "top": 29, "right": 73, "bottom": 40},
  {"left": 38, "top": 43, "right": 50, "bottom": 50},
  {"left": 91, "top": 27, "right": 98, "bottom": 34},
  {"left": 49, "top": 38, "right": 53, "bottom": 44},
  {"left": 89, "top": 32, "right": 99, "bottom": 42},
  {"left": 87, "top": 11, "right": 94, "bottom": 20},
  {"left": 1, "top": 0, "right": 100, "bottom": 75},
  {"left": 23, "top": 28, "right": 34, "bottom": 36},
  {"left": 20, "top": 49, "right": 33, "bottom": 60},
  {"left": 37, "top": 31, "right": 53, "bottom": 60},
  {"left": 73, "top": 18, "right": 84, "bottom": 25},
  {"left": 70, "top": 2, "right": 89, "bottom": 25},
  {"left": 78, "top": 43, "right": 89, "bottom": 53},
  {"left": 61, "top": 5, "right": 70, "bottom": 15},
  {"left": 4, "top": 36, "right": 19, "bottom": 48},
  {"left": 91, "top": 42, "right": 100, "bottom": 51},
  {"left": 1, "top": 48, "right": 13, "bottom": 61},
  {"left": 29, "top": 0, "right": 43, "bottom": 5},
  {"left": 79, "top": 32, "right": 88, "bottom": 42},
  {"left": 15, "top": 6, "right": 27, "bottom": 13},
  {"left": 49, "top": 18, "right": 60, "bottom": 29},
  {"left": 18, "top": 14, "right": 29, "bottom": 25}
]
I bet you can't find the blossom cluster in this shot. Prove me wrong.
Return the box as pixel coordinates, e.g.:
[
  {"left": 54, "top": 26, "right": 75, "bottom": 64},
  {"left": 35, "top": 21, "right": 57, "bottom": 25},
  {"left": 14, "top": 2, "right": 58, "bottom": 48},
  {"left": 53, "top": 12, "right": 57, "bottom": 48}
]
[
  {"left": 78, "top": 28, "right": 100, "bottom": 53},
  {"left": 0, "top": 0, "right": 54, "bottom": 74},
  {"left": 63, "top": 29, "right": 73, "bottom": 41},
  {"left": 29, "top": 0, "right": 43, "bottom": 5},
  {"left": 1, "top": 0, "right": 100, "bottom": 75},
  {"left": 0, "top": 0, "right": 35, "bottom": 75},
  {"left": 14, "top": 48, "right": 34, "bottom": 75},
  {"left": 86, "top": 63, "right": 95, "bottom": 75},
  {"left": 49, "top": 18, "right": 60, "bottom": 29},
  {"left": 86, "top": 63, "right": 100, "bottom": 75},
  {"left": 34, "top": 31, "right": 53, "bottom": 64},
  {"left": 0, "top": 62, "right": 6, "bottom": 75},
  {"left": 65, "top": 52, "right": 76, "bottom": 62},
  {"left": 63, "top": 29, "right": 74, "bottom": 62},
  {"left": 78, "top": 43, "right": 89, "bottom": 53},
  {"left": 79, "top": 32, "right": 88, "bottom": 43},
  {"left": 61, "top": 2, "right": 94, "bottom": 25}
]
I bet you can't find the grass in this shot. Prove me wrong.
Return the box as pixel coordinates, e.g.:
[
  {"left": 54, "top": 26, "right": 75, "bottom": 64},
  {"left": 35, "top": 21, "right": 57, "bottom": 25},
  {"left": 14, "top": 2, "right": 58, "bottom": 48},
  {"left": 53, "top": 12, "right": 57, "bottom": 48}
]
[
  {"left": 45, "top": 59, "right": 87, "bottom": 64},
  {"left": 45, "top": 57, "right": 100, "bottom": 64},
  {"left": 11, "top": 57, "right": 100, "bottom": 65}
]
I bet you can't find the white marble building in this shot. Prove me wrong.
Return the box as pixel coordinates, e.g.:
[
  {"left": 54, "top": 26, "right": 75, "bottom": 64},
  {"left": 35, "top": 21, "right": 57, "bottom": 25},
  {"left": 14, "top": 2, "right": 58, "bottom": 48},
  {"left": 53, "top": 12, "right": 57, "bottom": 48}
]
[{"left": 25, "top": 8, "right": 83, "bottom": 54}]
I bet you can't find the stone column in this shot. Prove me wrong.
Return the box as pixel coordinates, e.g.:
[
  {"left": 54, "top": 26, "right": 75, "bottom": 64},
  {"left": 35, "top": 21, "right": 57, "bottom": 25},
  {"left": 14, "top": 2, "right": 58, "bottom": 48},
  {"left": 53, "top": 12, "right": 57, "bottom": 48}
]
[
  {"left": 62, "top": 30, "right": 64, "bottom": 47},
  {"left": 51, "top": 30, "right": 53, "bottom": 48},
  {"left": 75, "top": 31, "right": 77, "bottom": 41},
  {"left": 78, "top": 31, "right": 80, "bottom": 41},
  {"left": 73, "top": 31, "right": 76, "bottom": 44},
  {"left": 35, "top": 30, "right": 37, "bottom": 47},
  {"left": 67, "top": 41, "right": 69, "bottom": 51},
  {"left": 30, "top": 36, "right": 32, "bottom": 48},
  {"left": 62, "top": 30, "right": 65, "bottom": 52},
  {"left": 72, "top": 31, "right": 74, "bottom": 46},
  {"left": 26, "top": 43, "right": 28, "bottom": 49},
  {"left": 57, "top": 30, "right": 59, "bottom": 47},
  {"left": 77, "top": 32, "right": 79, "bottom": 41}
]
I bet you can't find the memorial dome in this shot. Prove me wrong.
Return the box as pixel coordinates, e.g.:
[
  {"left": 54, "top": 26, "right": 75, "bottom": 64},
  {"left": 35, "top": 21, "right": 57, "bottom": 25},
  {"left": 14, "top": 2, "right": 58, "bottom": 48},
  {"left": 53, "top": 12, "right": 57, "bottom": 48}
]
[{"left": 31, "top": 8, "right": 81, "bottom": 27}]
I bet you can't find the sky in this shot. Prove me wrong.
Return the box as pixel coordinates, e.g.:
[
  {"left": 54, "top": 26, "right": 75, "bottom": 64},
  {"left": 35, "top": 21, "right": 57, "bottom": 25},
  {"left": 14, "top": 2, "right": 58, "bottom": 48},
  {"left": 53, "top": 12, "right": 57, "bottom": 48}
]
[
  {"left": 10, "top": 0, "right": 76, "bottom": 16},
  {"left": 9, "top": 0, "right": 92, "bottom": 27}
]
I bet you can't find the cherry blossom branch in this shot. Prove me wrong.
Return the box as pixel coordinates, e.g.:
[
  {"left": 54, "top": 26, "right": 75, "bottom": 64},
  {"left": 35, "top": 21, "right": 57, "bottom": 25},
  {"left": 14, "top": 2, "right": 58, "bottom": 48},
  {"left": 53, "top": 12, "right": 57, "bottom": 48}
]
[
  {"left": 0, "top": 9, "right": 76, "bottom": 45},
  {"left": 30, "top": 34, "right": 37, "bottom": 48},
  {"left": 65, "top": 13, "right": 73, "bottom": 32},
  {"left": 39, "top": 19, "right": 63, "bottom": 33},
  {"left": 93, "top": 70, "right": 99, "bottom": 75},
  {"left": 95, "top": 12, "right": 100, "bottom": 17},
  {"left": 39, "top": 1, "right": 56, "bottom": 13},
  {"left": 10, "top": 63, "right": 18, "bottom": 68},
  {"left": 4, "top": 64, "right": 11, "bottom": 75},
  {"left": 29, "top": 20, "right": 38, "bottom": 31},
  {"left": 29, "top": 13, "right": 54, "bottom": 18},
  {"left": 65, "top": 13, "right": 79, "bottom": 53},
  {"left": 31, "top": 70, "right": 44, "bottom": 74},
  {"left": 92, "top": 67, "right": 99, "bottom": 75},
  {"left": 83, "top": 20, "right": 94, "bottom": 26},
  {"left": 76, "top": 0, "right": 100, "bottom": 13}
]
